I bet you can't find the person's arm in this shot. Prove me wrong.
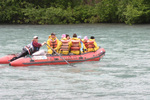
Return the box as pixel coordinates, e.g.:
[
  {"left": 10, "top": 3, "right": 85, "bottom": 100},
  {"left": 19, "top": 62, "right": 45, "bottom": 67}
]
[
  {"left": 32, "top": 41, "right": 42, "bottom": 47},
  {"left": 68, "top": 41, "right": 72, "bottom": 49},
  {"left": 82, "top": 43, "right": 87, "bottom": 51},
  {"left": 79, "top": 41, "right": 81, "bottom": 48},
  {"left": 94, "top": 41, "right": 99, "bottom": 51},
  {"left": 55, "top": 40, "right": 61, "bottom": 50},
  {"left": 41, "top": 42, "right": 46, "bottom": 46}
]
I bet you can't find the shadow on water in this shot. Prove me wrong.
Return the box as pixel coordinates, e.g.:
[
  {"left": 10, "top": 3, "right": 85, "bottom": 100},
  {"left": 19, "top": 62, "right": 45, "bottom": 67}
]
[{"left": 0, "top": 60, "right": 104, "bottom": 75}]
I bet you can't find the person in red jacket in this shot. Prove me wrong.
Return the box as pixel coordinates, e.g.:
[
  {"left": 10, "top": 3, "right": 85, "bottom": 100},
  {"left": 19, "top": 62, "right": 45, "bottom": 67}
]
[{"left": 10, "top": 36, "right": 46, "bottom": 61}]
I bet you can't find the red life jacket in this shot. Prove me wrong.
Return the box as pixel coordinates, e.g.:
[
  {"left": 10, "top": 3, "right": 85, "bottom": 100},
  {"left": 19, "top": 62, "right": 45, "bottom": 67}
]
[
  {"left": 70, "top": 40, "right": 80, "bottom": 51},
  {"left": 50, "top": 39, "right": 57, "bottom": 49},
  {"left": 87, "top": 40, "right": 95, "bottom": 49},
  {"left": 82, "top": 41, "right": 88, "bottom": 48},
  {"left": 60, "top": 40, "right": 70, "bottom": 51}
]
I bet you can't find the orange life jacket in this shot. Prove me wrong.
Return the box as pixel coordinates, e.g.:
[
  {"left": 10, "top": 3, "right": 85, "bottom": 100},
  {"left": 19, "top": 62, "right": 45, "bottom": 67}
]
[
  {"left": 70, "top": 40, "right": 80, "bottom": 51},
  {"left": 82, "top": 41, "right": 88, "bottom": 48},
  {"left": 87, "top": 40, "right": 95, "bottom": 49},
  {"left": 60, "top": 40, "right": 69, "bottom": 51},
  {"left": 50, "top": 39, "right": 57, "bottom": 49}
]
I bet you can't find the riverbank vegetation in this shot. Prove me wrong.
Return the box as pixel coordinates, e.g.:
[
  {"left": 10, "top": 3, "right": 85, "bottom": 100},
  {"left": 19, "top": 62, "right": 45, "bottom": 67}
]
[{"left": 0, "top": 0, "right": 150, "bottom": 25}]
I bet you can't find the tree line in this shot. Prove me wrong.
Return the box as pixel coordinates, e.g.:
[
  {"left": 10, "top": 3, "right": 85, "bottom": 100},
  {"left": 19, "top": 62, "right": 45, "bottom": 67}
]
[{"left": 0, "top": 0, "right": 150, "bottom": 25}]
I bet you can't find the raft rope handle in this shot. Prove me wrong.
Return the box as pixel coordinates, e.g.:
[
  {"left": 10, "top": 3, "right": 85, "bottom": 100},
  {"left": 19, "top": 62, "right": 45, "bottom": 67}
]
[{"left": 46, "top": 43, "right": 76, "bottom": 67}]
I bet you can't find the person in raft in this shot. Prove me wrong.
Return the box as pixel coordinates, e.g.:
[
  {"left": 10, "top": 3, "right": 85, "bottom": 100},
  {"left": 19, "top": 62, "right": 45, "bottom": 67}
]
[
  {"left": 10, "top": 36, "right": 46, "bottom": 61},
  {"left": 56, "top": 34, "right": 71, "bottom": 55},
  {"left": 87, "top": 36, "right": 99, "bottom": 52},
  {"left": 69, "top": 33, "right": 81, "bottom": 55},
  {"left": 77, "top": 36, "right": 87, "bottom": 53},
  {"left": 82, "top": 36, "right": 88, "bottom": 49},
  {"left": 47, "top": 33, "right": 59, "bottom": 55}
]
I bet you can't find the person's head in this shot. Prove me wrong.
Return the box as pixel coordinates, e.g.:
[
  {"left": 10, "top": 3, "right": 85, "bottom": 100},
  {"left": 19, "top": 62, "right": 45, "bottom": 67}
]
[
  {"left": 61, "top": 34, "right": 66, "bottom": 39},
  {"left": 33, "top": 36, "right": 38, "bottom": 42},
  {"left": 73, "top": 33, "right": 77, "bottom": 38},
  {"left": 77, "top": 36, "right": 82, "bottom": 40},
  {"left": 66, "top": 34, "right": 70, "bottom": 40},
  {"left": 51, "top": 33, "right": 56, "bottom": 38},
  {"left": 84, "top": 36, "right": 88, "bottom": 41},
  {"left": 90, "top": 36, "right": 95, "bottom": 39}
]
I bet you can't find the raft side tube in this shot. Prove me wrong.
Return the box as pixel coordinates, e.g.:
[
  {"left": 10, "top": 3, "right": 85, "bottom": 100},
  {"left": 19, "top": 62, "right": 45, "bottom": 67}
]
[
  {"left": 0, "top": 54, "right": 16, "bottom": 64},
  {"left": 10, "top": 48, "right": 105, "bottom": 67}
]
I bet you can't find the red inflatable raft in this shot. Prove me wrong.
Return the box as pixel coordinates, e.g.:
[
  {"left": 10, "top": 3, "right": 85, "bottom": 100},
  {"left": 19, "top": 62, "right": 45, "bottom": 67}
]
[
  {"left": 0, "top": 54, "right": 16, "bottom": 64},
  {"left": 0, "top": 48, "right": 105, "bottom": 67}
]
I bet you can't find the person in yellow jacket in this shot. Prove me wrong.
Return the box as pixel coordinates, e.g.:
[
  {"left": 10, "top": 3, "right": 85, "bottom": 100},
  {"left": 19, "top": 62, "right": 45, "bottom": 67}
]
[
  {"left": 47, "top": 33, "right": 59, "bottom": 54},
  {"left": 56, "top": 38, "right": 71, "bottom": 55},
  {"left": 87, "top": 36, "right": 99, "bottom": 52},
  {"left": 55, "top": 34, "right": 70, "bottom": 55},
  {"left": 69, "top": 34, "right": 81, "bottom": 55}
]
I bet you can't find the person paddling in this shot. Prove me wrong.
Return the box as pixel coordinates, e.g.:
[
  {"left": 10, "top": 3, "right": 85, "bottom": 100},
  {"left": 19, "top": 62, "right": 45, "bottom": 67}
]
[
  {"left": 46, "top": 33, "right": 59, "bottom": 55},
  {"left": 10, "top": 36, "right": 46, "bottom": 61}
]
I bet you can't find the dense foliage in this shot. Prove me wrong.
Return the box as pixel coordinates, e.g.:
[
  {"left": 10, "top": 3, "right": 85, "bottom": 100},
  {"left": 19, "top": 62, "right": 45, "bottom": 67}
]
[{"left": 0, "top": 0, "right": 150, "bottom": 24}]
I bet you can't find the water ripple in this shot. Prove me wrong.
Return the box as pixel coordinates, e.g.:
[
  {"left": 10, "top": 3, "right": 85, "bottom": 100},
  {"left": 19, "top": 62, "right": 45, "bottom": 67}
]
[{"left": 0, "top": 24, "right": 150, "bottom": 100}]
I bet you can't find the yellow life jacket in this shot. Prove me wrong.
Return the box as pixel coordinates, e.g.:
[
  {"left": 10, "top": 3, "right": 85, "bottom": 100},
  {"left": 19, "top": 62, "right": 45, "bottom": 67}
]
[
  {"left": 60, "top": 40, "right": 70, "bottom": 51},
  {"left": 70, "top": 40, "right": 80, "bottom": 51},
  {"left": 87, "top": 40, "right": 95, "bottom": 49},
  {"left": 49, "top": 39, "right": 58, "bottom": 49}
]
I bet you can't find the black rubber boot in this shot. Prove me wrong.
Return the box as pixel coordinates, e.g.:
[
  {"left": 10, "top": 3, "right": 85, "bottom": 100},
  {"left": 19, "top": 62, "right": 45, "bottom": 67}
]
[{"left": 10, "top": 57, "right": 18, "bottom": 62}]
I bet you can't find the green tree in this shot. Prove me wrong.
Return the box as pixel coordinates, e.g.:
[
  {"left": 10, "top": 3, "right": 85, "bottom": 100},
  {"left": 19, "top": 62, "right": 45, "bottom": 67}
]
[{"left": 95, "top": 0, "right": 119, "bottom": 23}]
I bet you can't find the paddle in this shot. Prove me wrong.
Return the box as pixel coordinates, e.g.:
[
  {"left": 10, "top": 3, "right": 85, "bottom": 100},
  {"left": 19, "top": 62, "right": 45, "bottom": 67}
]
[{"left": 45, "top": 43, "right": 76, "bottom": 67}]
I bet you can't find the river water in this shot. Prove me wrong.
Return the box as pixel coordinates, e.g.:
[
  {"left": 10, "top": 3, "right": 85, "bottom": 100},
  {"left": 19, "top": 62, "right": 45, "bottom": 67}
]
[{"left": 0, "top": 24, "right": 150, "bottom": 100}]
